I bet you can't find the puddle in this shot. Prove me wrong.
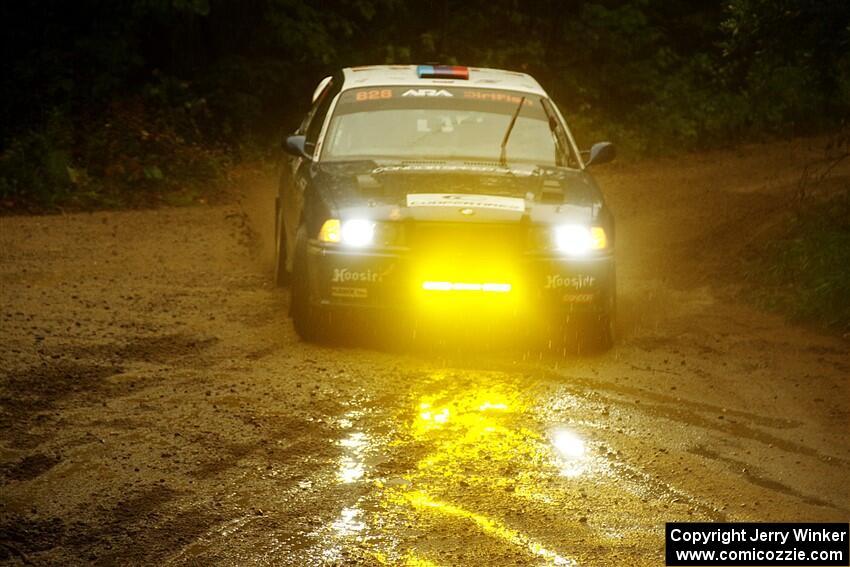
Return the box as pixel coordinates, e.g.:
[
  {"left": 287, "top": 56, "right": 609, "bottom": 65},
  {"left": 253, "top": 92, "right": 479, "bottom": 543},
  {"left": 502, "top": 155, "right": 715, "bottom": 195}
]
[{"left": 337, "top": 431, "right": 369, "bottom": 484}]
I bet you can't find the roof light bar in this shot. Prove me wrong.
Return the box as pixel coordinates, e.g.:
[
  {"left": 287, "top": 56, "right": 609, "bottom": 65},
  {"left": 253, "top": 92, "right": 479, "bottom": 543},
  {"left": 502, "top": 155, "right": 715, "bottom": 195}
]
[{"left": 417, "top": 65, "right": 469, "bottom": 80}]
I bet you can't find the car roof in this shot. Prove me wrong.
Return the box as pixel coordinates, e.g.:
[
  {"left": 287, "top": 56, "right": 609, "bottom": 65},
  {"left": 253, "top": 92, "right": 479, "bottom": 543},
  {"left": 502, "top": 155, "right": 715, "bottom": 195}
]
[{"left": 340, "top": 65, "right": 547, "bottom": 97}]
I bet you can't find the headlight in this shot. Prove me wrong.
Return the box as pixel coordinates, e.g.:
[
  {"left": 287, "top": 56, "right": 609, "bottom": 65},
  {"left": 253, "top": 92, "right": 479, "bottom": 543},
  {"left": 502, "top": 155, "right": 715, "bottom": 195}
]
[
  {"left": 318, "top": 219, "right": 375, "bottom": 247},
  {"left": 553, "top": 225, "right": 607, "bottom": 255}
]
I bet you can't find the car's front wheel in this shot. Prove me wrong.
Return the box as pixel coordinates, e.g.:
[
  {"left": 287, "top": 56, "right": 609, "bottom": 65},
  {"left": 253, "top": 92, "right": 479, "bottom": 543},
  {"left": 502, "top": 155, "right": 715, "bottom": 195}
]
[
  {"left": 576, "top": 297, "right": 615, "bottom": 354},
  {"left": 273, "top": 198, "right": 290, "bottom": 287},
  {"left": 290, "top": 225, "right": 327, "bottom": 341},
  {"left": 546, "top": 288, "right": 616, "bottom": 356}
]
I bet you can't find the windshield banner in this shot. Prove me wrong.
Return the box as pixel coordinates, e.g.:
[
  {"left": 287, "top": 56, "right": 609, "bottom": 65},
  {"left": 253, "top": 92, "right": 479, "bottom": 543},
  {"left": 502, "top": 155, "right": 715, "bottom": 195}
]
[{"left": 406, "top": 193, "right": 525, "bottom": 212}]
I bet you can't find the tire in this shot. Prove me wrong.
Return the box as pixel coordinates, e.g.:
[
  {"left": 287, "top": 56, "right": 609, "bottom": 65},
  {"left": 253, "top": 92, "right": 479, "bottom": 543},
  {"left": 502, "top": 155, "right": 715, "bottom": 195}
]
[
  {"left": 290, "top": 226, "right": 327, "bottom": 341},
  {"left": 273, "top": 198, "right": 290, "bottom": 287},
  {"left": 576, "top": 291, "right": 616, "bottom": 354},
  {"left": 577, "top": 312, "right": 614, "bottom": 353},
  {"left": 545, "top": 289, "right": 616, "bottom": 356}
]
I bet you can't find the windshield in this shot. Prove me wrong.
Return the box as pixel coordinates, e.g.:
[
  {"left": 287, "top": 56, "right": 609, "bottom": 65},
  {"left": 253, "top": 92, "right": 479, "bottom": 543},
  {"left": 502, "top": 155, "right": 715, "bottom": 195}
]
[{"left": 321, "top": 87, "right": 573, "bottom": 166}]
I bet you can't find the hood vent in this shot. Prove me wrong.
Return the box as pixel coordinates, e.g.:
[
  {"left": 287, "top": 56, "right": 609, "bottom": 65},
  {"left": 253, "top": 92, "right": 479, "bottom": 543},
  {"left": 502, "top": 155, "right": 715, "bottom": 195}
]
[
  {"left": 541, "top": 179, "right": 564, "bottom": 203},
  {"left": 356, "top": 174, "right": 383, "bottom": 196}
]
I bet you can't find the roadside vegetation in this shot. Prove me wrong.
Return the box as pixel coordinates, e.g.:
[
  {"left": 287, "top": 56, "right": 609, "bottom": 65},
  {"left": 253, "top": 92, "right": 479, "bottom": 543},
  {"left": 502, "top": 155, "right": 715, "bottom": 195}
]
[
  {"left": 747, "top": 131, "right": 850, "bottom": 332},
  {"left": 3, "top": 0, "right": 850, "bottom": 211}
]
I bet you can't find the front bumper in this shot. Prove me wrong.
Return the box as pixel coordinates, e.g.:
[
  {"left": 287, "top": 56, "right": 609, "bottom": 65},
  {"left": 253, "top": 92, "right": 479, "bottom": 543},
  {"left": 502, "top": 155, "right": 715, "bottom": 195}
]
[{"left": 306, "top": 241, "right": 615, "bottom": 315}]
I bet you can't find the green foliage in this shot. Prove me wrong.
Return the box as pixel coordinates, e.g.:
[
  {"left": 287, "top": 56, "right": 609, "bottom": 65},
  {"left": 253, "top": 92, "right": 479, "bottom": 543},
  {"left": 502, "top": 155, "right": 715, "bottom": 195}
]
[
  {"left": 0, "top": 113, "right": 74, "bottom": 208},
  {"left": 2, "top": 0, "right": 850, "bottom": 208},
  {"left": 745, "top": 128, "right": 850, "bottom": 331},
  {"left": 0, "top": 87, "right": 228, "bottom": 210},
  {"left": 751, "top": 189, "right": 850, "bottom": 331},
  {"left": 721, "top": 0, "right": 850, "bottom": 131}
]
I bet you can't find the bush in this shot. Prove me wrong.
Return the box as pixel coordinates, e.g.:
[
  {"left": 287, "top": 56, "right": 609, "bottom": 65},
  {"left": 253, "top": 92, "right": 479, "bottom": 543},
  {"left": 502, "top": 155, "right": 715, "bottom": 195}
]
[
  {"left": 1, "top": 75, "right": 231, "bottom": 211},
  {"left": 3, "top": 1, "right": 850, "bottom": 209},
  {"left": 0, "top": 113, "right": 75, "bottom": 208},
  {"left": 750, "top": 188, "right": 850, "bottom": 332}
]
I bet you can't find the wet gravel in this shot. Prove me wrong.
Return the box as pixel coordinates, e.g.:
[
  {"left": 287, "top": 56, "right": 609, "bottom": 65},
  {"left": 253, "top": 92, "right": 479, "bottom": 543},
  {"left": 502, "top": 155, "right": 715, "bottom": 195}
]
[{"left": 1, "top": 139, "right": 848, "bottom": 566}]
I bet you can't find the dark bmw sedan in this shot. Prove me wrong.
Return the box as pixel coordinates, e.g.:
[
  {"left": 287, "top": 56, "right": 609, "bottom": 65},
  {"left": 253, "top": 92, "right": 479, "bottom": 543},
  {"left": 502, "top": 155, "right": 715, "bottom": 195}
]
[{"left": 275, "top": 64, "right": 617, "bottom": 350}]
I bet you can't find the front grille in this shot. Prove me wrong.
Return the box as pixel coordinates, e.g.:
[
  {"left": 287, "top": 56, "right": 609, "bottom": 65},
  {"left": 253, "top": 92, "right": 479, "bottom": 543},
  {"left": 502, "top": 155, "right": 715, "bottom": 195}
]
[
  {"left": 409, "top": 222, "right": 523, "bottom": 259},
  {"left": 373, "top": 222, "right": 402, "bottom": 248}
]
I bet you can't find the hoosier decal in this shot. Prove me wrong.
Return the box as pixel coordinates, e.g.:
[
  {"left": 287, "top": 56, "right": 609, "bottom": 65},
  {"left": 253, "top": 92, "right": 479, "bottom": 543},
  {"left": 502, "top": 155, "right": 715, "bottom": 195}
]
[
  {"left": 545, "top": 274, "right": 595, "bottom": 289},
  {"left": 332, "top": 268, "right": 383, "bottom": 283}
]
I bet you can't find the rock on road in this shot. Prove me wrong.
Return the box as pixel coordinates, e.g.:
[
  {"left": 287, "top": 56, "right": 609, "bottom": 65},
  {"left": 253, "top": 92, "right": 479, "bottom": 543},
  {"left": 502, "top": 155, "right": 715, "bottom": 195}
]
[{"left": 1, "top": 139, "right": 848, "bottom": 566}]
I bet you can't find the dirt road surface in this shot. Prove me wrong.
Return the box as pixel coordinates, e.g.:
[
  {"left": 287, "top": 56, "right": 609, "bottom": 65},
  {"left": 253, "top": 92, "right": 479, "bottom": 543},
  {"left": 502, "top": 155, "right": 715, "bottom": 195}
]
[{"left": 1, "top": 139, "right": 848, "bottom": 566}]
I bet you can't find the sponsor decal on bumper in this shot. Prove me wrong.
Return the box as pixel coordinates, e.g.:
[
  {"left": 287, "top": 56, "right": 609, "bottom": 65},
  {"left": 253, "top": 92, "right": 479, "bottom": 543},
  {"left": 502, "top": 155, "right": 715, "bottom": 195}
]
[
  {"left": 331, "top": 286, "right": 368, "bottom": 299},
  {"left": 561, "top": 293, "right": 596, "bottom": 303}
]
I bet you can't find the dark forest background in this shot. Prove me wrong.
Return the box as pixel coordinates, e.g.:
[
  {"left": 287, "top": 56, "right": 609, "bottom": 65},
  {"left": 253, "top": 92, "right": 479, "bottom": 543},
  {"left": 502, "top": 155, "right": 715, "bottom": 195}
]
[{"left": 2, "top": 0, "right": 850, "bottom": 208}]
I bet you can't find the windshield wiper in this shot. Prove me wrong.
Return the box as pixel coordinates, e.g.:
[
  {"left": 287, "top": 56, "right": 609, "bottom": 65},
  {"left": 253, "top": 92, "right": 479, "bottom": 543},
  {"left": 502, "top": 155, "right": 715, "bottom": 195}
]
[{"left": 499, "top": 96, "right": 526, "bottom": 167}]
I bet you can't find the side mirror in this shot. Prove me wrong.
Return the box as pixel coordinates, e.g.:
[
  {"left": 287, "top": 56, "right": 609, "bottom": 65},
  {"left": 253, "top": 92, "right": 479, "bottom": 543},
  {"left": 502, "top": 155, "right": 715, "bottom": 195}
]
[
  {"left": 283, "top": 135, "right": 312, "bottom": 160},
  {"left": 585, "top": 142, "right": 616, "bottom": 166}
]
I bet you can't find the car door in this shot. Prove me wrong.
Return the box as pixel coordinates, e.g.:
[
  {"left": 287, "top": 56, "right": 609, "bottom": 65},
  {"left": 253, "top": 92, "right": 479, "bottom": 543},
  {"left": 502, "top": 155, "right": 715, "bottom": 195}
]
[{"left": 281, "top": 77, "right": 337, "bottom": 262}]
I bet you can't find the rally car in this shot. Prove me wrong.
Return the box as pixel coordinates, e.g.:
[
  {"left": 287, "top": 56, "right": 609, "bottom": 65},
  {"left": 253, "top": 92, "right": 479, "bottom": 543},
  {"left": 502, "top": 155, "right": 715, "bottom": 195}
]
[{"left": 275, "top": 65, "right": 617, "bottom": 350}]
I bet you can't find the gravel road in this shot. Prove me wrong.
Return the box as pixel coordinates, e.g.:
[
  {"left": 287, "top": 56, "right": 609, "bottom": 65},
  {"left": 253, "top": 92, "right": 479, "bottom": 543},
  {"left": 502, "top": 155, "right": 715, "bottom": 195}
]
[{"left": 1, "top": 138, "right": 848, "bottom": 566}]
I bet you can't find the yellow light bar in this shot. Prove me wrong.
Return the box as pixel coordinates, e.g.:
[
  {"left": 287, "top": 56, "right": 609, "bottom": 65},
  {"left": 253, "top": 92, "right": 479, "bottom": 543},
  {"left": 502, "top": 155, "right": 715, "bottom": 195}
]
[
  {"left": 423, "top": 281, "right": 452, "bottom": 291},
  {"left": 422, "top": 281, "right": 512, "bottom": 293}
]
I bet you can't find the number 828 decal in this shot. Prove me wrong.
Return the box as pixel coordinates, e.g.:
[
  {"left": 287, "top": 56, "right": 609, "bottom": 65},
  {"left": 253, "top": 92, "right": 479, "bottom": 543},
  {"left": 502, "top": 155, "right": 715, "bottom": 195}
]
[{"left": 355, "top": 89, "right": 393, "bottom": 101}]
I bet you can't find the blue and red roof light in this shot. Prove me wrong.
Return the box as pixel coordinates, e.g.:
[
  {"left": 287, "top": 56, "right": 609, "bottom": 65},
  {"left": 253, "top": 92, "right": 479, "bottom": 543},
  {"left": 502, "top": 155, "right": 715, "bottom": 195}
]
[{"left": 417, "top": 65, "right": 469, "bottom": 80}]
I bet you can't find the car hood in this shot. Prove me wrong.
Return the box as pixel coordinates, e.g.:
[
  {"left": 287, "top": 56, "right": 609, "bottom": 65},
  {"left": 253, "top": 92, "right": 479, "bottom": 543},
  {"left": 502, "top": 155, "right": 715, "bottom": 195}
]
[{"left": 312, "top": 161, "right": 605, "bottom": 225}]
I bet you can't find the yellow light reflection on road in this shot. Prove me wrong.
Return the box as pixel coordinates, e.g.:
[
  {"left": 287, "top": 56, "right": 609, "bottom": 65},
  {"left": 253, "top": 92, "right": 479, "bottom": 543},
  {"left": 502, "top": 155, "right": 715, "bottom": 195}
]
[
  {"left": 395, "top": 490, "right": 574, "bottom": 566},
  {"left": 410, "top": 387, "right": 545, "bottom": 484},
  {"left": 326, "top": 377, "right": 586, "bottom": 565},
  {"left": 386, "top": 382, "right": 580, "bottom": 564},
  {"left": 413, "top": 390, "right": 513, "bottom": 433}
]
